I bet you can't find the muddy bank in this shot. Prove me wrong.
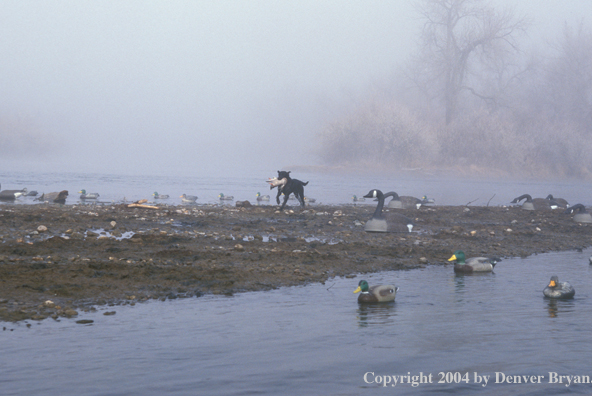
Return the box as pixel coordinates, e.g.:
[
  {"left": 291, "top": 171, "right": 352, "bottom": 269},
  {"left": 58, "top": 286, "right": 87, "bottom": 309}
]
[{"left": 0, "top": 202, "right": 590, "bottom": 322}]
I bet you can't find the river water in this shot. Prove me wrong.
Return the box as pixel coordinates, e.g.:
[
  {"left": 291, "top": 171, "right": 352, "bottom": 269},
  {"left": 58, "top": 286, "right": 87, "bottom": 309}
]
[{"left": 1, "top": 171, "right": 592, "bottom": 395}]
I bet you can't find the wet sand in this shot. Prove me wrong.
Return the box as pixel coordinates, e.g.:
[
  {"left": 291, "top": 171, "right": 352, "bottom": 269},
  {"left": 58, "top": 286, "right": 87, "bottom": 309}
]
[{"left": 0, "top": 202, "right": 590, "bottom": 322}]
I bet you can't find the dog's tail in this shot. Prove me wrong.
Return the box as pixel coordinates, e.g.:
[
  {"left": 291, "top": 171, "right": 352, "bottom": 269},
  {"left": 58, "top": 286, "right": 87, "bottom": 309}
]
[{"left": 303, "top": 181, "right": 309, "bottom": 186}]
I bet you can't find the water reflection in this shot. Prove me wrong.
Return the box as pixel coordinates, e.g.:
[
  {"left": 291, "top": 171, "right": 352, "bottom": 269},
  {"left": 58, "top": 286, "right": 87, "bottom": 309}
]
[
  {"left": 545, "top": 298, "right": 576, "bottom": 318},
  {"left": 356, "top": 302, "right": 397, "bottom": 327}
]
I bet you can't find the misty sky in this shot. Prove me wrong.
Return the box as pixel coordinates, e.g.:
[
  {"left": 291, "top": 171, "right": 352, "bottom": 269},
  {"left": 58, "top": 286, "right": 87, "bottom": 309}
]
[{"left": 0, "top": 1, "right": 589, "bottom": 176}]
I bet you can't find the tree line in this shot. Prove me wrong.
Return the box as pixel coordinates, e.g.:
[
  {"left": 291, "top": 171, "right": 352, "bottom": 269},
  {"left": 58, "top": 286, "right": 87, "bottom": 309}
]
[{"left": 318, "top": 0, "right": 592, "bottom": 178}]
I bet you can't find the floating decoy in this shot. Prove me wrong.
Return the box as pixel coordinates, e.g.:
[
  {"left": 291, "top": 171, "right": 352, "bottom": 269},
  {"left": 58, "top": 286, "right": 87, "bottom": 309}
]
[
  {"left": 352, "top": 195, "right": 365, "bottom": 202},
  {"left": 304, "top": 196, "right": 316, "bottom": 203},
  {"left": 543, "top": 275, "right": 575, "bottom": 299},
  {"left": 180, "top": 194, "right": 198, "bottom": 203},
  {"left": 219, "top": 193, "right": 234, "bottom": 200},
  {"left": 353, "top": 280, "right": 398, "bottom": 303},
  {"left": 546, "top": 194, "right": 569, "bottom": 208},
  {"left": 511, "top": 194, "right": 558, "bottom": 210},
  {"left": 0, "top": 188, "right": 27, "bottom": 201},
  {"left": 448, "top": 250, "right": 501, "bottom": 273},
  {"left": 564, "top": 204, "right": 592, "bottom": 223},
  {"left": 362, "top": 189, "right": 414, "bottom": 233},
  {"left": 79, "top": 189, "right": 100, "bottom": 199},
  {"left": 36, "top": 190, "right": 68, "bottom": 204},
  {"left": 153, "top": 192, "right": 169, "bottom": 199},
  {"left": 383, "top": 191, "right": 423, "bottom": 209},
  {"left": 25, "top": 190, "right": 38, "bottom": 197},
  {"left": 256, "top": 192, "right": 270, "bottom": 201}
]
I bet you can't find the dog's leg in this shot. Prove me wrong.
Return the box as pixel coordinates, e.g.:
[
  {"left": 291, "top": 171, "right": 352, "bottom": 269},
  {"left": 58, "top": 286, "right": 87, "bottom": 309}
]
[{"left": 280, "top": 194, "right": 290, "bottom": 210}]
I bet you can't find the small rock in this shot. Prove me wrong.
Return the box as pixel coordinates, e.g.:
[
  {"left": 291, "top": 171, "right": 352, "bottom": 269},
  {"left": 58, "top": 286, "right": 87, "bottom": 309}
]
[
  {"left": 63, "top": 309, "right": 78, "bottom": 317},
  {"left": 37, "top": 225, "right": 48, "bottom": 232},
  {"left": 103, "top": 311, "right": 116, "bottom": 316},
  {"left": 419, "top": 257, "right": 428, "bottom": 264},
  {"left": 76, "top": 320, "right": 94, "bottom": 324},
  {"left": 470, "top": 230, "right": 477, "bottom": 236},
  {"left": 110, "top": 221, "right": 117, "bottom": 228},
  {"left": 234, "top": 244, "right": 244, "bottom": 251}
]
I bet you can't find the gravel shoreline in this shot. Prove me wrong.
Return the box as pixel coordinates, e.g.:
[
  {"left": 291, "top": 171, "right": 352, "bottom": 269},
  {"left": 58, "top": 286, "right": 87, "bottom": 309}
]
[{"left": 0, "top": 202, "right": 590, "bottom": 322}]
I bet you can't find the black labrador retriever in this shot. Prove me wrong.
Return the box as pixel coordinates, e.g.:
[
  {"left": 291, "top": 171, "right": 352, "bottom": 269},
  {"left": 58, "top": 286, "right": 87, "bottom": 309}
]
[{"left": 275, "top": 170, "right": 308, "bottom": 210}]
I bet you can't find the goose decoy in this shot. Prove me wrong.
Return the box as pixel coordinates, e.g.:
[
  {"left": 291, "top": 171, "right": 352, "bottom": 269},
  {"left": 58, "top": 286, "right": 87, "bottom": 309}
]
[
  {"left": 153, "top": 192, "right": 169, "bottom": 199},
  {"left": 353, "top": 280, "right": 398, "bottom": 303},
  {"left": 304, "top": 196, "right": 316, "bottom": 203},
  {"left": 546, "top": 194, "right": 569, "bottom": 208},
  {"left": 25, "top": 190, "right": 38, "bottom": 197},
  {"left": 564, "top": 204, "right": 592, "bottom": 223},
  {"left": 543, "top": 275, "right": 575, "bottom": 299},
  {"left": 79, "top": 189, "right": 100, "bottom": 199},
  {"left": 180, "top": 194, "right": 198, "bottom": 203},
  {"left": 383, "top": 191, "right": 423, "bottom": 209},
  {"left": 219, "top": 193, "right": 234, "bottom": 200},
  {"left": 0, "top": 188, "right": 27, "bottom": 201},
  {"left": 256, "top": 192, "right": 270, "bottom": 201},
  {"left": 448, "top": 250, "right": 501, "bottom": 273},
  {"left": 352, "top": 195, "right": 365, "bottom": 202},
  {"left": 36, "top": 190, "right": 68, "bottom": 204},
  {"left": 511, "top": 194, "right": 558, "bottom": 210},
  {"left": 362, "top": 189, "right": 414, "bottom": 233}
]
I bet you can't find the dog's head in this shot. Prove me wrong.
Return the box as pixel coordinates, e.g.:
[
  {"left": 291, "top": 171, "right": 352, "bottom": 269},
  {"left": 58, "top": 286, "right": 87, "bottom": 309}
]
[{"left": 277, "top": 170, "right": 291, "bottom": 180}]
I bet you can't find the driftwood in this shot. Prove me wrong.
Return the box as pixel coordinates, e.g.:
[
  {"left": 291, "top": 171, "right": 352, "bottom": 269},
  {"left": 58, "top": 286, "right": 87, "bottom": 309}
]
[{"left": 127, "top": 199, "right": 159, "bottom": 209}]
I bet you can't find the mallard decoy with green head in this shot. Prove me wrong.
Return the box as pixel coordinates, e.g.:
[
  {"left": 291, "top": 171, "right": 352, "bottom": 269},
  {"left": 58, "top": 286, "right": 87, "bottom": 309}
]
[
  {"left": 79, "top": 189, "right": 100, "bottom": 199},
  {"left": 153, "top": 192, "right": 169, "bottom": 199},
  {"left": 448, "top": 250, "right": 501, "bottom": 273},
  {"left": 353, "top": 280, "right": 398, "bottom": 303}
]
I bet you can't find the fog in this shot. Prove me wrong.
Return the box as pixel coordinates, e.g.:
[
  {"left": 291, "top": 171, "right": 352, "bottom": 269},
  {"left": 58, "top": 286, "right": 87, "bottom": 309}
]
[{"left": 0, "top": 1, "right": 588, "bottom": 177}]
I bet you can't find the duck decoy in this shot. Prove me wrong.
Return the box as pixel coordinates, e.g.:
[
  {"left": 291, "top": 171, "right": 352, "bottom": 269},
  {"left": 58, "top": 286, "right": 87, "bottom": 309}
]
[
  {"left": 180, "top": 194, "right": 198, "bottom": 203},
  {"left": 353, "top": 280, "right": 398, "bottom": 303},
  {"left": 219, "top": 193, "right": 234, "bottom": 200},
  {"left": 304, "top": 196, "right": 316, "bottom": 203},
  {"left": 36, "top": 190, "right": 68, "bottom": 204},
  {"left": 421, "top": 195, "right": 435, "bottom": 204},
  {"left": 256, "top": 192, "right": 270, "bottom": 201},
  {"left": 79, "top": 189, "right": 100, "bottom": 199},
  {"left": 383, "top": 191, "right": 423, "bottom": 209},
  {"left": 362, "top": 189, "right": 414, "bottom": 233},
  {"left": 543, "top": 275, "right": 575, "bottom": 299},
  {"left": 564, "top": 204, "right": 592, "bottom": 223},
  {"left": 448, "top": 250, "right": 501, "bottom": 273},
  {"left": 352, "top": 195, "right": 365, "bottom": 202},
  {"left": 546, "top": 194, "right": 569, "bottom": 208},
  {"left": 511, "top": 194, "right": 558, "bottom": 210},
  {"left": 0, "top": 188, "right": 27, "bottom": 201},
  {"left": 25, "top": 190, "right": 38, "bottom": 197},
  {"left": 153, "top": 192, "right": 169, "bottom": 199}
]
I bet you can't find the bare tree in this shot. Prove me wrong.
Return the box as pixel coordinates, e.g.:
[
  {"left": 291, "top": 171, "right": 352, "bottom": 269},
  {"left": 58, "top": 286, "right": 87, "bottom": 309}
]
[{"left": 412, "top": 0, "right": 527, "bottom": 124}]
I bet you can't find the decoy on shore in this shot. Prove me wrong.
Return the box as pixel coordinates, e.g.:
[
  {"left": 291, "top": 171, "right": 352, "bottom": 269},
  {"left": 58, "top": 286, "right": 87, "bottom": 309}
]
[
  {"left": 511, "top": 194, "right": 558, "bottom": 210},
  {"left": 353, "top": 280, "right": 398, "bottom": 303},
  {"left": 546, "top": 194, "right": 569, "bottom": 208},
  {"left": 383, "top": 191, "right": 424, "bottom": 209},
  {"left": 543, "top": 275, "right": 575, "bottom": 299},
  {"left": 180, "top": 194, "right": 198, "bottom": 203},
  {"left": 79, "top": 189, "right": 100, "bottom": 199},
  {"left": 448, "top": 250, "right": 501, "bottom": 273},
  {"left": 153, "top": 192, "right": 169, "bottom": 199},
  {"left": 256, "top": 192, "right": 270, "bottom": 201},
  {"left": 219, "top": 193, "right": 234, "bottom": 200},
  {"left": 352, "top": 195, "right": 365, "bottom": 202},
  {"left": 36, "top": 190, "right": 68, "bottom": 204},
  {"left": 0, "top": 188, "right": 28, "bottom": 201},
  {"left": 25, "top": 190, "right": 38, "bottom": 197},
  {"left": 564, "top": 204, "right": 592, "bottom": 223},
  {"left": 362, "top": 189, "right": 414, "bottom": 233}
]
